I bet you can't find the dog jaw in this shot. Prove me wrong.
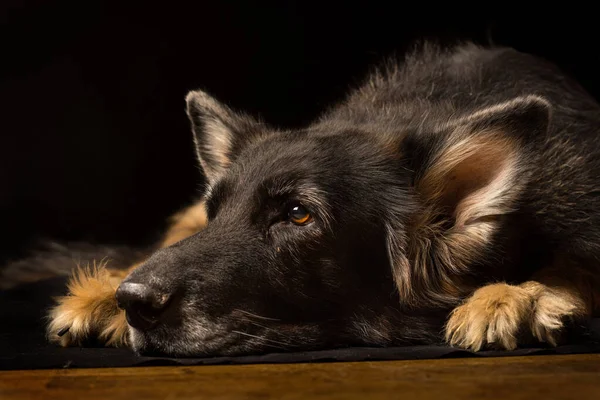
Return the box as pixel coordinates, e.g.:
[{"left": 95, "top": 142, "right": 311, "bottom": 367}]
[{"left": 128, "top": 319, "right": 232, "bottom": 357}]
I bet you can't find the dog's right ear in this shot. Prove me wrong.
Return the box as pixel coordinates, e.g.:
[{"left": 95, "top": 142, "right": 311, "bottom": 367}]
[{"left": 185, "top": 90, "right": 265, "bottom": 184}]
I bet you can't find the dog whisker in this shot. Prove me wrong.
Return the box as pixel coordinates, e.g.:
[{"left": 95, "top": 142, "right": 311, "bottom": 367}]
[
  {"left": 246, "top": 321, "right": 303, "bottom": 346},
  {"left": 248, "top": 321, "right": 272, "bottom": 330},
  {"left": 232, "top": 309, "right": 281, "bottom": 321},
  {"left": 231, "top": 330, "right": 287, "bottom": 350}
]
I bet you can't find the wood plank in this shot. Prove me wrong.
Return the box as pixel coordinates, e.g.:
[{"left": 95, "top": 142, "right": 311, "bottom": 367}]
[{"left": 1, "top": 354, "right": 599, "bottom": 400}]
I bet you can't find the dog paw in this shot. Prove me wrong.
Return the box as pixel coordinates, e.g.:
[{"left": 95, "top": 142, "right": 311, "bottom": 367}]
[
  {"left": 529, "top": 286, "right": 580, "bottom": 346},
  {"left": 445, "top": 283, "right": 532, "bottom": 351},
  {"left": 47, "top": 263, "right": 129, "bottom": 347}
]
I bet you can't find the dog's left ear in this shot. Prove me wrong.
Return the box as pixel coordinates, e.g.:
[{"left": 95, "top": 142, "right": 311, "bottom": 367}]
[
  {"left": 393, "top": 95, "right": 551, "bottom": 304},
  {"left": 418, "top": 95, "right": 551, "bottom": 224},
  {"left": 185, "top": 90, "right": 266, "bottom": 184}
]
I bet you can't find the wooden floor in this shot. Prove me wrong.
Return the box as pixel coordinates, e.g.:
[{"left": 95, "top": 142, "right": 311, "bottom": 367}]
[{"left": 1, "top": 354, "right": 599, "bottom": 399}]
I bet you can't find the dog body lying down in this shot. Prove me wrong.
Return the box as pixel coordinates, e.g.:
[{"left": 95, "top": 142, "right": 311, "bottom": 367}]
[{"left": 41, "top": 41, "right": 600, "bottom": 357}]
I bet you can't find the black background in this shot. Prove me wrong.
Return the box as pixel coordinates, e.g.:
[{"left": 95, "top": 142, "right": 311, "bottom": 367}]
[{"left": 1, "top": 2, "right": 599, "bottom": 265}]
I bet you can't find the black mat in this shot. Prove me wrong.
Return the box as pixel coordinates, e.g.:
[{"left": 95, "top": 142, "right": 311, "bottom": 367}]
[{"left": 2, "top": 277, "right": 600, "bottom": 370}]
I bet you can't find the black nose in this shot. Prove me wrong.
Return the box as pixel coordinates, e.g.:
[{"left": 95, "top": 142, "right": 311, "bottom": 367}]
[{"left": 115, "top": 282, "right": 172, "bottom": 331}]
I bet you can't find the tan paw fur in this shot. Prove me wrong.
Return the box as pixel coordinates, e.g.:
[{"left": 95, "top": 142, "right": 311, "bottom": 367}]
[
  {"left": 525, "top": 282, "right": 583, "bottom": 346},
  {"left": 445, "top": 283, "right": 532, "bottom": 351},
  {"left": 445, "top": 281, "right": 584, "bottom": 351},
  {"left": 47, "top": 262, "right": 129, "bottom": 347}
]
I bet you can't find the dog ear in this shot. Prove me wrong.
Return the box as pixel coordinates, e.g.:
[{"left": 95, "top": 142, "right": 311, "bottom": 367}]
[
  {"left": 396, "top": 95, "right": 551, "bottom": 304},
  {"left": 419, "top": 95, "right": 550, "bottom": 224},
  {"left": 185, "top": 90, "right": 265, "bottom": 184}
]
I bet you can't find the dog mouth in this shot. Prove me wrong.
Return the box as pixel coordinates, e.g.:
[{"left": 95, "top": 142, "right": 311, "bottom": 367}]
[
  {"left": 126, "top": 310, "right": 320, "bottom": 357},
  {"left": 124, "top": 308, "right": 160, "bottom": 332},
  {"left": 128, "top": 323, "right": 237, "bottom": 357},
  {"left": 124, "top": 310, "right": 269, "bottom": 357}
]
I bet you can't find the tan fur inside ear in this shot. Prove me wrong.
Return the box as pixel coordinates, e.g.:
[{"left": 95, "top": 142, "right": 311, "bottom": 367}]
[
  {"left": 397, "top": 132, "right": 523, "bottom": 306},
  {"left": 419, "top": 133, "right": 520, "bottom": 227},
  {"left": 186, "top": 90, "right": 239, "bottom": 183},
  {"left": 195, "top": 118, "right": 234, "bottom": 178}
]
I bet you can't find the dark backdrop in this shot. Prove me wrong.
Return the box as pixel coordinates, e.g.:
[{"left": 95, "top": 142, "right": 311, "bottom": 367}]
[{"left": 1, "top": 2, "right": 598, "bottom": 264}]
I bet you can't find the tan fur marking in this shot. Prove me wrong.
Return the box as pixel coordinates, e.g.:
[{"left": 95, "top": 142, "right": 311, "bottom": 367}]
[
  {"left": 445, "top": 277, "right": 588, "bottom": 351},
  {"left": 523, "top": 282, "right": 586, "bottom": 346},
  {"left": 47, "top": 200, "right": 209, "bottom": 347},
  {"left": 47, "top": 261, "right": 129, "bottom": 347},
  {"left": 186, "top": 90, "right": 248, "bottom": 182},
  {"left": 445, "top": 283, "right": 531, "bottom": 351},
  {"left": 419, "top": 133, "right": 519, "bottom": 225},
  {"left": 161, "top": 201, "right": 208, "bottom": 247},
  {"left": 530, "top": 262, "right": 600, "bottom": 316}
]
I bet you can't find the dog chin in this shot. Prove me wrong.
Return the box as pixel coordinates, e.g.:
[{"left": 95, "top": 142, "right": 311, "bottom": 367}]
[{"left": 127, "top": 319, "right": 237, "bottom": 357}]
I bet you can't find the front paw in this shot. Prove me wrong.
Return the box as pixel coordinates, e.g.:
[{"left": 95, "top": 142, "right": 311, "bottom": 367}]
[
  {"left": 528, "top": 284, "right": 581, "bottom": 346},
  {"left": 47, "top": 265, "right": 129, "bottom": 347},
  {"left": 444, "top": 283, "right": 532, "bottom": 351}
]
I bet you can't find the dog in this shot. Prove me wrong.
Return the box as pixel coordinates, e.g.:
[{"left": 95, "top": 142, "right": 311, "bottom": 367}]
[{"left": 6, "top": 41, "right": 600, "bottom": 357}]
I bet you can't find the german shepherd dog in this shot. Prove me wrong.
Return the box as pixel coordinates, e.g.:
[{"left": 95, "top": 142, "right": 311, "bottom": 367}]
[{"left": 6, "top": 41, "right": 600, "bottom": 357}]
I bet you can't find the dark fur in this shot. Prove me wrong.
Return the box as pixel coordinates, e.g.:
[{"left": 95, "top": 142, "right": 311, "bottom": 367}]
[{"left": 18, "top": 41, "right": 600, "bottom": 356}]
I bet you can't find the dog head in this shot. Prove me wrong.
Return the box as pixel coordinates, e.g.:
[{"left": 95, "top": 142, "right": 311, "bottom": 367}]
[{"left": 116, "top": 89, "right": 550, "bottom": 356}]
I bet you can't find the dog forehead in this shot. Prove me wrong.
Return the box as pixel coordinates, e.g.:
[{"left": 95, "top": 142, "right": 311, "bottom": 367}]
[{"left": 232, "top": 134, "right": 334, "bottom": 179}]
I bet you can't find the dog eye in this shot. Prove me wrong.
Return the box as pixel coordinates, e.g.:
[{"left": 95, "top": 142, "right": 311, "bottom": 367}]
[{"left": 288, "top": 204, "right": 312, "bottom": 225}]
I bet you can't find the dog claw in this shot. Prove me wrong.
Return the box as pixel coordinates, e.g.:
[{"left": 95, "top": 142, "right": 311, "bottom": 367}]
[{"left": 57, "top": 326, "right": 70, "bottom": 337}]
